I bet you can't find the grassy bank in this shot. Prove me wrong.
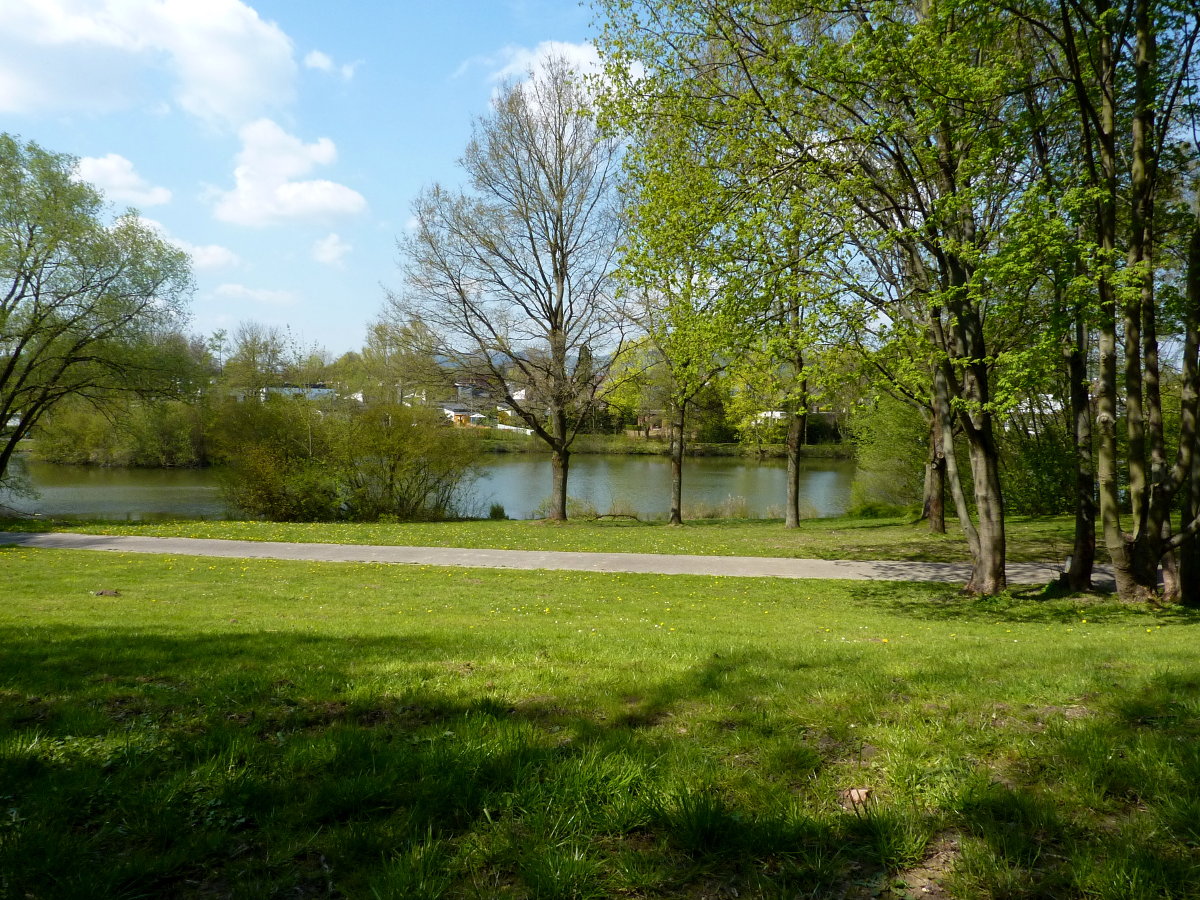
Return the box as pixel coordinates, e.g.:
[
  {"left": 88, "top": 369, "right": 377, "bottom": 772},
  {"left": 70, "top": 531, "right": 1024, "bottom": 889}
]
[
  {"left": 0, "top": 513, "right": 1084, "bottom": 565},
  {"left": 2, "top": 547, "right": 1196, "bottom": 898}
]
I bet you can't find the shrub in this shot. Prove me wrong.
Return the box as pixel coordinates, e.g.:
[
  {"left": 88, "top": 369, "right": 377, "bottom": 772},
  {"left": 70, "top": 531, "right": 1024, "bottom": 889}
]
[
  {"left": 35, "top": 397, "right": 208, "bottom": 468},
  {"left": 214, "top": 398, "right": 478, "bottom": 522},
  {"left": 848, "top": 394, "right": 927, "bottom": 509}
]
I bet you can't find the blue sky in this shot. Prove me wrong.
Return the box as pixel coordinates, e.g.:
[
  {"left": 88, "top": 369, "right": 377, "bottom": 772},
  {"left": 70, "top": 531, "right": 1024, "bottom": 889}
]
[{"left": 1, "top": 0, "right": 598, "bottom": 356}]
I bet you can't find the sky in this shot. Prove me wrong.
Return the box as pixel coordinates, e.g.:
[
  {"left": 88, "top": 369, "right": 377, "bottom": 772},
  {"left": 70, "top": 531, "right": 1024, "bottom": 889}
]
[{"left": 1, "top": 0, "right": 600, "bottom": 357}]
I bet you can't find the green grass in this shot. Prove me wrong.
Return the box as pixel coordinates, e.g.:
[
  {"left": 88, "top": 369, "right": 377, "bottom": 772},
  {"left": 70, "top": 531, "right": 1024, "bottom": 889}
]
[
  {"left": 2, "top": 545, "right": 1195, "bottom": 898},
  {"left": 0, "top": 513, "right": 1084, "bottom": 564}
]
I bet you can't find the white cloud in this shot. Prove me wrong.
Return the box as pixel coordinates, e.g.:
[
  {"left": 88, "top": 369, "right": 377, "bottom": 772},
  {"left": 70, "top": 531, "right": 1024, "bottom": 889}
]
[
  {"left": 213, "top": 118, "right": 367, "bottom": 226},
  {"left": 215, "top": 282, "right": 296, "bottom": 306},
  {"left": 0, "top": 0, "right": 296, "bottom": 127},
  {"left": 305, "top": 48, "right": 358, "bottom": 81},
  {"left": 312, "top": 233, "right": 351, "bottom": 267},
  {"left": 140, "top": 217, "right": 240, "bottom": 270},
  {"left": 77, "top": 153, "right": 171, "bottom": 206},
  {"left": 460, "top": 40, "right": 601, "bottom": 84},
  {"left": 304, "top": 49, "right": 333, "bottom": 72}
]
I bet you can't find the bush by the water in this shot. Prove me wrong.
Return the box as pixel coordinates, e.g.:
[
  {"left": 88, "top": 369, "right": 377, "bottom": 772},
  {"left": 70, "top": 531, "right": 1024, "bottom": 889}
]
[
  {"left": 35, "top": 396, "right": 210, "bottom": 467},
  {"left": 215, "top": 397, "right": 478, "bottom": 521}
]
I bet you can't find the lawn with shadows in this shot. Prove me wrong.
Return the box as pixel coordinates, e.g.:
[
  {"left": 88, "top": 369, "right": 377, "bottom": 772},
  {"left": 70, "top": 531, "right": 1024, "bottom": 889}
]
[{"left": 1, "top": 546, "right": 1195, "bottom": 898}]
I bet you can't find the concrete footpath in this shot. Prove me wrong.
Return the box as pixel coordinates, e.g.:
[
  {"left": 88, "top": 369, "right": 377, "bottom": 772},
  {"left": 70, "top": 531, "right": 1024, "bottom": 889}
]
[{"left": 0, "top": 531, "right": 1113, "bottom": 587}]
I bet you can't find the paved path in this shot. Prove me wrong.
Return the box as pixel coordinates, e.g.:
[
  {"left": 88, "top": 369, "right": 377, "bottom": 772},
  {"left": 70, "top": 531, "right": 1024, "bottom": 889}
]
[{"left": 0, "top": 531, "right": 1112, "bottom": 587}]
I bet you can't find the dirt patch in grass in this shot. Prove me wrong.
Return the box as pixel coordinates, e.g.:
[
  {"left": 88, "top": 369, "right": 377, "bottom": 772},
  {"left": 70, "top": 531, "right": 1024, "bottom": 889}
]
[{"left": 893, "top": 833, "right": 961, "bottom": 899}]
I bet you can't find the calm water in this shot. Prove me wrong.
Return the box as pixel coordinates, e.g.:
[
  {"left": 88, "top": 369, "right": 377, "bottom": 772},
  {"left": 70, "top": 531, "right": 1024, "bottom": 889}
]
[{"left": 3, "top": 454, "right": 855, "bottom": 521}]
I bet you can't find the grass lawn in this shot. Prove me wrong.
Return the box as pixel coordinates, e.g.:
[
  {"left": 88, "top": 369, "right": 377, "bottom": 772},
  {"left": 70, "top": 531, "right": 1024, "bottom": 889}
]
[
  {"left": 2, "top": 545, "right": 1196, "bottom": 898},
  {"left": 0, "top": 513, "right": 1085, "bottom": 564}
]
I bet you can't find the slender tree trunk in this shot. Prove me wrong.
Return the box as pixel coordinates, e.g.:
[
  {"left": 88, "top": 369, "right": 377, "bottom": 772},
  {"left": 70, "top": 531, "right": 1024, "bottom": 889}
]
[
  {"left": 668, "top": 400, "right": 685, "bottom": 526},
  {"left": 1089, "top": 6, "right": 1146, "bottom": 598},
  {"left": 1108, "top": 0, "right": 1161, "bottom": 599},
  {"left": 1066, "top": 315, "right": 1095, "bottom": 590},
  {"left": 1182, "top": 451, "right": 1200, "bottom": 605},
  {"left": 1177, "top": 214, "right": 1200, "bottom": 604},
  {"left": 924, "top": 407, "right": 946, "bottom": 534},
  {"left": 933, "top": 360, "right": 980, "bottom": 562},
  {"left": 785, "top": 375, "right": 808, "bottom": 529},
  {"left": 547, "top": 382, "right": 570, "bottom": 520}
]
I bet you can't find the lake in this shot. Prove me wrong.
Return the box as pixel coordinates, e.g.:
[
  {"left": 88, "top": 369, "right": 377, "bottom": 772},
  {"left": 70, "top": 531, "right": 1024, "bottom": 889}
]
[{"left": 2, "top": 454, "right": 855, "bottom": 521}]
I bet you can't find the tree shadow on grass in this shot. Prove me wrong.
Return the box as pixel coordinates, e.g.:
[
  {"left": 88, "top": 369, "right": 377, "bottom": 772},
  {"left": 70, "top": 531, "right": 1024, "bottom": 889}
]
[
  {"left": 845, "top": 580, "right": 1200, "bottom": 626},
  {"left": 2, "top": 626, "right": 1200, "bottom": 898}
]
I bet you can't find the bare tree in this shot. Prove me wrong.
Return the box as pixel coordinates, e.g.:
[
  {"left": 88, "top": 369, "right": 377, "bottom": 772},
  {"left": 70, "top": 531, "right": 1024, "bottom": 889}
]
[{"left": 398, "top": 56, "right": 626, "bottom": 520}]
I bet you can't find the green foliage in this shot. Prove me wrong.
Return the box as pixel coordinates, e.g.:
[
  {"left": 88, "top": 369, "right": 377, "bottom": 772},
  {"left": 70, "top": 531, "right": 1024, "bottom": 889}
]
[
  {"left": 848, "top": 394, "right": 927, "bottom": 512},
  {"left": 336, "top": 404, "right": 479, "bottom": 521},
  {"left": 36, "top": 396, "right": 210, "bottom": 468},
  {"left": 213, "top": 397, "right": 478, "bottom": 522},
  {"left": 999, "top": 422, "right": 1076, "bottom": 517},
  {"left": 0, "top": 134, "right": 192, "bottom": 488}
]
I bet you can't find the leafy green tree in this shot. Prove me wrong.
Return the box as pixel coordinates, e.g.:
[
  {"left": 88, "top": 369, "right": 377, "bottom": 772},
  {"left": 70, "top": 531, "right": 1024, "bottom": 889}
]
[
  {"left": 598, "top": 1, "right": 1069, "bottom": 592},
  {"left": 0, "top": 134, "right": 192, "bottom": 491}
]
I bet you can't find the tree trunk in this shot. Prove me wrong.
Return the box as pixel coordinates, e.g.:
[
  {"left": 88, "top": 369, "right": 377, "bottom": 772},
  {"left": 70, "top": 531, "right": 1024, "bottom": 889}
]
[
  {"left": 1108, "top": 0, "right": 1161, "bottom": 600},
  {"left": 1065, "top": 315, "right": 1095, "bottom": 591},
  {"left": 924, "top": 408, "right": 946, "bottom": 534},
  {"left": 784, "top": 380, "right": 807, "bottom": 529},
  {"left": 963, "top": 420, "right": 1007, "bottom": 595},
  {"left": 1177, "top": 212, "right": 1200, "bottom": 605},
  {"left": 933, "top": 361, "right": 980, "bottom": 562},
  {"left": 668, "top": 401, "right": 685, "bottom": 526},
  {"left": 1181, "top": 450, "right": 1200, "bottom": 605},
  {"left": 549, "top": 447, "right": 569, "bottom": 521}
]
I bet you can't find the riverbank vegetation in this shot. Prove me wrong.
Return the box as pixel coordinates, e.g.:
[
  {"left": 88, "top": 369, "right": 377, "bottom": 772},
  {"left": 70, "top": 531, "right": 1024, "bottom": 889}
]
[{"left": 3, "top": 546, "right": 1197, "bottom": 897}]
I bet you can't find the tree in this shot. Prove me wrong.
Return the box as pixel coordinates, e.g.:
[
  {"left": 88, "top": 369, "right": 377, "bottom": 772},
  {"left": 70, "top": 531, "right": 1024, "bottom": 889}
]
[
  {"left": 0, "top": 134, "right": 192, "bottom": 491},
  {"left": 598, "top": 1, "right": 1044, "bottom": 592},
  {"left": 1007, "top": 0, "right": 1200, "bottom": 600},
  {"left": 221, "top": 321, "right": 286, "bottom": 397},
  {"left": 399, "top": 56, "right": 627, "bottom": 520}
]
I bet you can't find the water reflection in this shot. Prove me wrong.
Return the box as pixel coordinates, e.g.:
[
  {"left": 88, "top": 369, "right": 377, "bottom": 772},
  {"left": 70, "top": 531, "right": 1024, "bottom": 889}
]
[
  {"left": 3, "top": 454, "right": 855, "bottom": 521},
  {"left": 474, "top": 454, "right": 854, "bottom": 519}
]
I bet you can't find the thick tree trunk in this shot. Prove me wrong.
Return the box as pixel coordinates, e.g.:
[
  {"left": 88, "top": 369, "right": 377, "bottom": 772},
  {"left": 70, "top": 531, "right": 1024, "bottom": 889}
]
[
  {"left": 784, "top": 412, "right": 805, "bottom": 527},
  {"left": 549, "top": 447, "right": 570, "bottom": 521},
  {"left": 1088, "top": 5, "right": 1148, "bottom": 597},
  {"left": 668, "top": 401, "right": 685, "bottom": 526},
  {"left": 1066, "top": 316, "right": 1095, "bottom": 591},
  {"left": 546, "top": 382, "right": 571, "bottom": 520},
  {"left": 963, "top": 421, "right": 1007, "bottom": 595}
]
